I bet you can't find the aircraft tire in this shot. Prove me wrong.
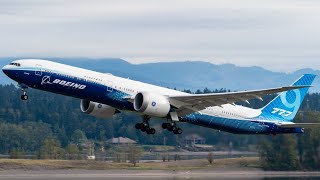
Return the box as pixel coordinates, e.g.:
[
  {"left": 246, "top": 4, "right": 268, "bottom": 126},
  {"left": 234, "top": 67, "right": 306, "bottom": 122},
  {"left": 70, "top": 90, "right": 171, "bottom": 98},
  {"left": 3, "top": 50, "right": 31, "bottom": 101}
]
[
  {"left": 146, "top": 127, "right": 151, "bottom": 134},
  {"left": 172, "top": 126, "right": 177, "bottom": 132},
  {"left": 141, "top": 126, "right": 146, "bottom": 132},
  {"left": 149, "top": 128, "right": 156, "bottom": 134},
  {"left": 21, "top": 95, "right": 28, "bottom": 100},
  {"left": 174, "top": 128, "right": 183, "bottom": 134},
  {"left": 167, "top": 123, "right": 173, "bottom": 131},
  {"left": 162, "top": 123, "right": 168, "bottom": 129}
]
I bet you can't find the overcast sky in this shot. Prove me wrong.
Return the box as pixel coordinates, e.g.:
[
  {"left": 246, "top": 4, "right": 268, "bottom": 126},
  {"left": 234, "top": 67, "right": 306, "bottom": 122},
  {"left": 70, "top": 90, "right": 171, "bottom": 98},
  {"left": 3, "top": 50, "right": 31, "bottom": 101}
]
[{"left": 1, "top": 0, "right": 320, "bottom": 72}]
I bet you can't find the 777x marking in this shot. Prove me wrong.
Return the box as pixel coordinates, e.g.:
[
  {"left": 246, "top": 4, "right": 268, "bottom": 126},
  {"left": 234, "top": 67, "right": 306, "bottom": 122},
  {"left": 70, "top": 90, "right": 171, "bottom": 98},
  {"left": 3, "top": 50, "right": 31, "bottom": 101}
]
[{"left": 271, "top": 108, "right": 293, "bottom": 117}]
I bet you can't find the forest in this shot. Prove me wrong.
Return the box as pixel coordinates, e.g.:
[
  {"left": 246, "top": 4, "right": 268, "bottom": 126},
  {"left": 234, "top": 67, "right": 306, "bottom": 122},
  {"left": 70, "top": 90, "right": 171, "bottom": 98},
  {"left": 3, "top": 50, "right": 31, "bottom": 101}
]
[{"left": 0, "top": 84, "right": 320, "bottom": 170}]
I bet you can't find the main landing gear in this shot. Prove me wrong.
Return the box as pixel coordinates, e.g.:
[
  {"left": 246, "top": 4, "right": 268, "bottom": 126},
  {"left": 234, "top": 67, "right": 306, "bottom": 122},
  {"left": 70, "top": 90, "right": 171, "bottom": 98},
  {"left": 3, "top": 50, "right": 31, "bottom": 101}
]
[
  {"left": 162, "top": 122, "right": 183, "bottom": 134},
  {"left": 135, "top": 115, "right": 183, "bottom": 135},
  {"left": 19, "top": 84, "right": 28, "bottom": 101},
  {"left": 135, "top": 115, "right": 156, "bottom": 135}
]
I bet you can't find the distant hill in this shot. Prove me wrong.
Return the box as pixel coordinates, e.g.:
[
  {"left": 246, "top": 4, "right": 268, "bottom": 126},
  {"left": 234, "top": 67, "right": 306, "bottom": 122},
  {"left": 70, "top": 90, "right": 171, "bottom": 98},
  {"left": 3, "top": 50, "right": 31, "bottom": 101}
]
[{"left": 0, "top": 57, "right": 319, "bottom": 92}]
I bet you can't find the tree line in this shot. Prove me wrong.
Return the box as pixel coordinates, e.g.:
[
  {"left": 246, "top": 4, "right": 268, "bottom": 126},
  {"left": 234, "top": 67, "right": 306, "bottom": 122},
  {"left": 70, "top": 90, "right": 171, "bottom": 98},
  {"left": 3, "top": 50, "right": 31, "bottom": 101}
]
[
  {"left": 259, "top": 111, "right": 320, "bottom": 171},
  {"left": 0, "top": 84, "right": 260, "bottom": 154},
  {"left": 0, "top": 84, "right": 320, "bottom": 170}
]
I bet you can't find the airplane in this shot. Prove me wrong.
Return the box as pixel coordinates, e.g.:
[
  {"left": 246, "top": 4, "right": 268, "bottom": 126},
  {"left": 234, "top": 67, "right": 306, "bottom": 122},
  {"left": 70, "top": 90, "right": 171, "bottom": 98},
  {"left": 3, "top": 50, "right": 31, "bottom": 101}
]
[{"left": 2, "top": 59, "right": 319, "bottom": 135}]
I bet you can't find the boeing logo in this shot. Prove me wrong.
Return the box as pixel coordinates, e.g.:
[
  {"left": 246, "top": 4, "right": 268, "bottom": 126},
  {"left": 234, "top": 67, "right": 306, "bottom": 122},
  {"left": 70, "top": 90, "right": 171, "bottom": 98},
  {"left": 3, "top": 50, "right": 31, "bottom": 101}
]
[
  {"left": 151, "top": 101, "right": 156, "bottom": 107},
  {"left": 41, "top": 76, "right": 53, "bottom": 85},
  {"left": 41, "top": 76, "right": 86, "bottom": 89}
]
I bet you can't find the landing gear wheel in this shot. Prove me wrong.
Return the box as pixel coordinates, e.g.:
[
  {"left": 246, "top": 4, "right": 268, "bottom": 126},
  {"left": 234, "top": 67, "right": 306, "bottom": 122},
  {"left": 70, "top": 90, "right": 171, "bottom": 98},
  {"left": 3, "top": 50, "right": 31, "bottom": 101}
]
[
  {"left": 21, "top": 95, "right": 28, "bottom": 100},
  {"left": 173, "top": 128, "right": 183, "bottom": 134},
  {"left": 167, "top": 124, "right": 177, "bottom": 132},
  {"left": 146, "top": 128, "right": 156, "bottom": 135},
  {"left": 172, "top": 126, "right": 178, "bottom": 132},
  {"left": 149, "top": 128, "right": 156, "bottom": 134},
  {"left": 165, "top": 121, "right": 183, "bottom": 134},
  {"left": 136, "top": 115, "right": 157, "bottom": 135},
  {"left": 19, "top": 84, "right": 29, "bottom": 101},
  {"left": 141, "top": 125, "right": 146, "bottom": 132},
  {"left": 162, "top": 123, "right": 168, "bottom": 129},
  {"left": 167, "top": 123, "right": 173, "bottom": 131},
  {"left": 146, "top": 127, "right": 151, "bottom": 134}
]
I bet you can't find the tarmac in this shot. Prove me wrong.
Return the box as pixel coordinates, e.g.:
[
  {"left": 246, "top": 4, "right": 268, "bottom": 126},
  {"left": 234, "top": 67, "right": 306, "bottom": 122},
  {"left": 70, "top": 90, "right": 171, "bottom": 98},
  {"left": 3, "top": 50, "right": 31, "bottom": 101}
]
[{"left": 0, "top": 169, "right": 320, "bottom": 180}]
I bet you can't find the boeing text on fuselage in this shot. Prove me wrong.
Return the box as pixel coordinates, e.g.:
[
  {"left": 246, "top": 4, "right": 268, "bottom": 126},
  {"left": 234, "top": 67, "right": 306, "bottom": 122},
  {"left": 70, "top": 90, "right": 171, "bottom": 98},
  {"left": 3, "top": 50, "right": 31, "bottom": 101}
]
[{"left": 41, "top": 75, "right": 86, "bottom": 89}]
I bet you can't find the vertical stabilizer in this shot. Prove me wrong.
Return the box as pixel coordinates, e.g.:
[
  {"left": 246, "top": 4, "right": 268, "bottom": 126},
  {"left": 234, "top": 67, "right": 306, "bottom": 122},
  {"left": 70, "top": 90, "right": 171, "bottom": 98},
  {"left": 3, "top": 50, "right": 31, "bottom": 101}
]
[{"left": 260, "top": 74, "right": 316, "bottom": 121}]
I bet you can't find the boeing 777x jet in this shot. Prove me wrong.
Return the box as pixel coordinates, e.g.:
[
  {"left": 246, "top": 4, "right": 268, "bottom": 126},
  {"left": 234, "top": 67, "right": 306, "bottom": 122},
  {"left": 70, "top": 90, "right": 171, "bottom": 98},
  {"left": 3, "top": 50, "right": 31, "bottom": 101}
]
[{"left": 2, "top": 59, "right": 319, "bottom": 135}]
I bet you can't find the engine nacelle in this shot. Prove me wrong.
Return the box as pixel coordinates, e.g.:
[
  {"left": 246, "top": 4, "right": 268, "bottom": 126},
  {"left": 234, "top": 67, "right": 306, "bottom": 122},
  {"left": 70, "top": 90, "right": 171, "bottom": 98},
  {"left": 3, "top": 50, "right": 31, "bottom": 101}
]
[
  {"left": 134, "top": 92, "right": 170, "bottom": 117},
  {"left": 80, "top": 100, "right": 116, "bottom": 118}
]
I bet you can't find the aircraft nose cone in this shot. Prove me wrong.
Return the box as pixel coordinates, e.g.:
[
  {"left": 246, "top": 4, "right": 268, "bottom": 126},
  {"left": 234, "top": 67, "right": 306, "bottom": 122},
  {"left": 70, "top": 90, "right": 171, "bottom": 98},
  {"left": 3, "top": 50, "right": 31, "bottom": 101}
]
[
  {"left": 2, "top": 65, "right": 12, "bottom": 77},
  {"left": 2, "top": 65, "right": 8, "bottom": 72}
]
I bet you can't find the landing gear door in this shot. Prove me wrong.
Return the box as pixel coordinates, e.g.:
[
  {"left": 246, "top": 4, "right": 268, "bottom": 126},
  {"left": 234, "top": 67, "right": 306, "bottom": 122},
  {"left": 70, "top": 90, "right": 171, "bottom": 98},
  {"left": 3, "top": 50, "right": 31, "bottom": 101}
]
[
  {"left": 35, "top": 64, "right": 42, "bottom": 76},
  {"left": 107, "top": 80, "right": 113, "bottom": 92}
]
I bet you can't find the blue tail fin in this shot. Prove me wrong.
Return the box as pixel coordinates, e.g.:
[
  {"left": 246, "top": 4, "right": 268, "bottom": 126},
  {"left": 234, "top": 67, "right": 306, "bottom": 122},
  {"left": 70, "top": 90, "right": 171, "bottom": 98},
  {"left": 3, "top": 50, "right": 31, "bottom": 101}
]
[{"left": 260, "top": 74, "right": 316, "bottom": 122}]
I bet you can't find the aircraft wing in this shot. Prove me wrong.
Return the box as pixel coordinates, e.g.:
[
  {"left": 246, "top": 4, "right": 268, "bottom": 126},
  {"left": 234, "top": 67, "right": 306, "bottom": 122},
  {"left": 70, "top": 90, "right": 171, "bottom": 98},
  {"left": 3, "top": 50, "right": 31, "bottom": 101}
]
[
  {"left": 169, "top": 85, "right": 310, "bottom": 115},
  {"left": 275, "top": 122, "right": 320, "bottom": 128}
]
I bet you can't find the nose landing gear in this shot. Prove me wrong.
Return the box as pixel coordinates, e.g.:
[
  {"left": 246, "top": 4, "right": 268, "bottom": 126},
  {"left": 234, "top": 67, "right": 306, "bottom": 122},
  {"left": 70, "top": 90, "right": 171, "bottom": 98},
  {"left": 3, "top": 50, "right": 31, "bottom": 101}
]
[
  {"left": 21, "top": 94, "right": 28, "bottom": 101},
  {"left": 19, "top": 83, "right": 28, "bottom": 101}
]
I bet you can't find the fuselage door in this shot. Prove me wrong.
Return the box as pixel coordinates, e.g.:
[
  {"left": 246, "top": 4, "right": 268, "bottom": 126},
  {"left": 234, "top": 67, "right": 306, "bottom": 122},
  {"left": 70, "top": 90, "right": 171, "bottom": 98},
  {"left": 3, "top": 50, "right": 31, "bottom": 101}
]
[{"left": 35, "top": 64, "right": 42, "bottom": 76}]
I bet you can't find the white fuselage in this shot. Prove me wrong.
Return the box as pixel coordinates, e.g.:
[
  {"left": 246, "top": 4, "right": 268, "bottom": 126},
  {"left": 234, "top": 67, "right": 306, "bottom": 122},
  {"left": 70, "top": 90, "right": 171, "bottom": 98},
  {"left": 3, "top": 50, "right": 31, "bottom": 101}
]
[
  {"left": 4, "top": 59, "right": 260, "bottom": 119},
  {"left": 3, "top": 59, "right": 306, "bottom": 135}
]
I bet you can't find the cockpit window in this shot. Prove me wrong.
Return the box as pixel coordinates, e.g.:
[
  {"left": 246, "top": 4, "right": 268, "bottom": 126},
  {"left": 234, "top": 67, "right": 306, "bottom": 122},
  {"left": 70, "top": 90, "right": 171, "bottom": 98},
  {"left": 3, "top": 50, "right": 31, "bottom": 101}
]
[{"left": 9, "top": 63, "right": 21, "bottom": 67}]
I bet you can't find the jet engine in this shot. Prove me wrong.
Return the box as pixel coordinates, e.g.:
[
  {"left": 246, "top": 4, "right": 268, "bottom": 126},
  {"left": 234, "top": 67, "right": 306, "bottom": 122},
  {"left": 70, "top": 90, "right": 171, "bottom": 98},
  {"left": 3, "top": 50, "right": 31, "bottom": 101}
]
[
  {"left": 134, "top": 92, "right": 170, "bottom": 117},
  {"left": 80, "top": 100, "right": 116, "bottom": 118}
]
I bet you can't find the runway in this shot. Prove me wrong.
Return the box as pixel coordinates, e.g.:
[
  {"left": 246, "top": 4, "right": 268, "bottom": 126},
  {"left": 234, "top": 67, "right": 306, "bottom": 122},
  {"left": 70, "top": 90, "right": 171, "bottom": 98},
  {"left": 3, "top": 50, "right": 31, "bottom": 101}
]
[{"left": 0, "top": 169, "right": 320, "bottom": 180}]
